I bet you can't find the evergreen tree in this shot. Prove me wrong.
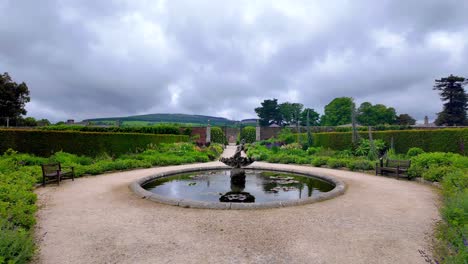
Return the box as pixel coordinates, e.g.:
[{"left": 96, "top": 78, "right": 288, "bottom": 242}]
[
  {"left": 0, "top": 72, "right": 30, "bottom": 126},
  {"left": 433, "top": 74, "right": 467, "bottom": 126},
  {"left": 255, "top": 99, "right": 282, "bottom": 126},
  {"left": 299, "top": 108, "right": 320, "bottom": 126},
  {"left": 396, "top": 114, "right": 416, "bottom": 125}
]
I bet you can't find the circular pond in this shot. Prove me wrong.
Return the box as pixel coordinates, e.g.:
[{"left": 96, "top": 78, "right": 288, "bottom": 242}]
[{"left": 142, "top": 169, "right": 335, "bottom": 203}]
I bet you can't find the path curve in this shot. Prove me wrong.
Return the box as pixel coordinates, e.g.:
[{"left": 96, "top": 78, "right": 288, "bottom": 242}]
[{"left": 34, "top": 146, "right": 440, "bottom": 264}]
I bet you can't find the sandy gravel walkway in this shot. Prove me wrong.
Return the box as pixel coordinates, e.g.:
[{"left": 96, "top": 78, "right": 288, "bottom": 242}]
[{"left": 34, "top": 146, "right": 439, "bottom": 264}]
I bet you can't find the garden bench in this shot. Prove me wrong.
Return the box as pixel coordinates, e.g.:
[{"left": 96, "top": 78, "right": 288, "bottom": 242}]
[
  {"left": 375, "top": 159, "right": 411, "bottom": 178},
  {"left": 41, "top": 163, "right": 75, "bottom": 186}
]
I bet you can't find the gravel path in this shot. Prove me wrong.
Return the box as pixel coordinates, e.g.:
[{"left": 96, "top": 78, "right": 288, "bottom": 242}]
[{"left": 34, "top": 146, "right": 440, "bottom": 264}]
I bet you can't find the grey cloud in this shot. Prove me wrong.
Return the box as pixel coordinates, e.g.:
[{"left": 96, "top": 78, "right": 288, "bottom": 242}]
[{"left": 0, "top": 0, "right": 467, "bottom": 122}]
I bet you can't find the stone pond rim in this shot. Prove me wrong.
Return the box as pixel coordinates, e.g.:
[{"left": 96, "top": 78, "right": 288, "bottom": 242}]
[{"left": 129, "top": 164, "right": 346, "bottom": 210}]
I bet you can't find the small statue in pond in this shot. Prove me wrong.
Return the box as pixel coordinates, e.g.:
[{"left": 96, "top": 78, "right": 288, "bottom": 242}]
[{"left": 219, "top": 139, "right": 254, "bottom": 168}]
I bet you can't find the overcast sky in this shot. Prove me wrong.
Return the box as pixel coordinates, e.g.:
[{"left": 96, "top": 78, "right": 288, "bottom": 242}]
[{"left": 1, "top": 0, "right": 467, "bottom": 122}]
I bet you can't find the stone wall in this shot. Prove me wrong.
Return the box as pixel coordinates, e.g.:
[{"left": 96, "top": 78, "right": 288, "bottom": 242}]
[
  {"left": 224, "top": 127, "right": 239, "bottom": 143},
  {"left": 190, "top": 127, "right": 207, "bottom": 144}
]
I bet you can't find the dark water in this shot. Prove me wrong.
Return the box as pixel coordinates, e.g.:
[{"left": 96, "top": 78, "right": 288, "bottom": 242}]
[{"left": 143, "top": 170, "right": 335, "bottom": 203}]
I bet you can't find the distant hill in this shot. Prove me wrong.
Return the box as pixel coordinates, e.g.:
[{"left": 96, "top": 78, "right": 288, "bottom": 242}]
[{"left": 84, "top": 113, "right": 239, "bottom": 126}]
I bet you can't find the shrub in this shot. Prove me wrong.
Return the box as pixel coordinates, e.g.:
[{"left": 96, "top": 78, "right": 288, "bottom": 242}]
[
  {"left": 435, "top": 169, "right": 468, "bottom": 263},
  {"left": 334, "top": 149, "right": 354, "bottom": 158},
  {"left": 0, "top": 219, "right": 35, "bottom": 264},
  {"left": 246, "top": 145, "right": 270, "bottom": 161},
  {"left": 326, "top": 158, "right": 349, "bottom": 169},
  {"left": 306, "top": 147, "right": 323, "bottom": 155},
  {"left": 0, "top": 129, "right": 189, "bottom": 157},
  {"left": 210, "top": 127, "right": 227, "bottom": 145},
  {"left": 277, "top": 128, "right": 296, "bottom": 144},
  {"left": 354, "top": 139, "right": 386, "bottom": 157},
  {"left": 240, "top": 127, "right": 256, "bottom": 143},
  {"left": 281, "top": 143, "right": 302, "bottom": 150},
  {"left": 408, "top": 152, "right": 463, "bottom": 179},
  {"left": 422, "top": 166, "right": 452, "bottom": 182},
  {"left": 407, "top": 147, "right": 425, "bottom": 158},
  {"left": 311, "top": 156, "right": 330, "bottom": 167},
  {"left": 441, "top": 169, "right": 468, "bottom": 197},
  {"left": 348, "top": 159, "right": 374, "bottom": 171},
  {"left": 294, "top": 157, "right": 310, "bottom": 164},
  {"left": 0, "top": 156, "right": 38, "bottom": 264}
]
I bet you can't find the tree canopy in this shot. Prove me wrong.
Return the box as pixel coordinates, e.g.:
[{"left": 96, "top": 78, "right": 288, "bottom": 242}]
[
  {"left": 300, "top": 108, "right": 320, "bottom": 126},
  {"left": 433, "top": 74, "right": 467, "bottom": 126},
  {"left": 356, "top": 102, "right": 397, "bottom": 126},
  {"left": 0, "top": 72, "right": 30, "bottom": 125},
  {"left": 255, "top": 99, "right": 282, "bottom": 126},
  {"left": 396, "top": 114, "right": 416, "bottom": 125},
  {"left": 320, "top": 97, "right": 353, "bottom": 126},
  {"left": 279, "top": 102, "right": 303, "bottom": 126}
]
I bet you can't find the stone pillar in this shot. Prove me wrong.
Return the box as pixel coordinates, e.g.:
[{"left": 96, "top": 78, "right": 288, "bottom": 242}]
[
  {"left": 206, "top": 121, "right": 211, "bottom": 144},
  {"left": 256, "top": 120, "right": 260, "bottom": 141},
  {"left": 424, "top": 116, "right": 429, "bottom": 126}
]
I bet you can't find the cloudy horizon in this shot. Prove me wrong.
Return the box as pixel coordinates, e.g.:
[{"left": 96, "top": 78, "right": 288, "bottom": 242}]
[{"left": 1, "top": 0, "right": 467, "bottom": 123}]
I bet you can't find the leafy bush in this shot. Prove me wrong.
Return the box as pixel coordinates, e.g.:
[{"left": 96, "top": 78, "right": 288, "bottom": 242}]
[
  {"left": 435, "top": 169, "right": 468, "bottom": 263},
  {"left": 407, "top": 147, "right": 425, "bottom": 158},
  {"left": 240, "top": 127, "right": 256, "bottom": 143},
  {"left": 408, "top": 152, "right": 467, "bottom": 180},
  {"left": 326, "top": 158, "right": 349, "bottom": 169},
  {"left": 334, "top": 149, "right": 354, "bottom": 158},
  {"left": 0, "top": 154, "right": 38, "bottom": 264},
  {"left": 354, "top": 139, "right": 386, "bottom": 157},
  {"left": 348, "top": 159, "right": 375, "bottom": 171},
  {"left": 422, "top": 166, "right": 452, "bottom": 182},
  {"left": 311, "top": 156, "right": 330, "bottom": 167},
  {"left": 0, "top": 129, "right": 189, "bottom": 157},
  {"left": 277, "top": 128, "right": 296, "bottom": 144},
  {"left": 210, "top": 127, "right": 227, "bottom": 145},
  {"left": 246, "top": 145, "right": 270, "bottom": 161},
  {"left": 306, "top": 147, "right": 323, "bottom": 155},
  {"left": 0, "top": 219, "right": 35, "bottom": 264}
]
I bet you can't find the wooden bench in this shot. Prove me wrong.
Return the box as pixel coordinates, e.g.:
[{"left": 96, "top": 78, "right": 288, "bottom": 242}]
[
  {"left": 376, "top": 159, "right": 411, "bottom": 178},
  {"left": 41, "top": 163, "right": 75, "bottom": 186}
]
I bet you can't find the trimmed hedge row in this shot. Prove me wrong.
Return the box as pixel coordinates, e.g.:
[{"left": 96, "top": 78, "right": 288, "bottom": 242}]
[
  {"left": 0, "top": 129, "right": 189, "bottom": 157},
  {"left": 312, "top": 128, "right": 468, "bottom": 154},
  {"left": 40, "top": 124, "right": 181, "bottom": 135}
]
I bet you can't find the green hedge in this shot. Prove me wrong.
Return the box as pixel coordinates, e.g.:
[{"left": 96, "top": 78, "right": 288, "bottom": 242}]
[
  {"left": 0, "top": 129, "right": 189, "bottom": 157},
  {"left": 210, "top": 127, "right": 227, "bottom": 144},
  {"left": 240, "top": 127, "right": 256, "bottom": 143},
  {"left": 312, "top": 129, "right": 468, "bottom": 154},
  {"left": 39, "top": 124, "right": 181, "bottom": 134}
]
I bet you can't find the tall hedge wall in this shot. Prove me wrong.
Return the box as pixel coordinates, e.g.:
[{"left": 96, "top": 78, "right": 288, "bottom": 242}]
[
  {"left": 40, "top": 124, "right": 181, "bottom": 134},
  {"left": 312, "top": 128, "right": 468, "bottom": 154},
  {"left": 0, "top": 129, "right": 189, "bottom": 157}
]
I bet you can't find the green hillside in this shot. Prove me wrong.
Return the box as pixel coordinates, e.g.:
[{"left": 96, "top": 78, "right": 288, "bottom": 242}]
[{"left": 85, "top": 113, "right": 238, "bottom": 126}]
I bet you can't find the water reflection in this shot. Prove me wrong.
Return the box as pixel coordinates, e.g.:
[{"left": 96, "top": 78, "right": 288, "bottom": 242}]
[{"left": 143, "top": 170, "right": 334, "bottom": 203}]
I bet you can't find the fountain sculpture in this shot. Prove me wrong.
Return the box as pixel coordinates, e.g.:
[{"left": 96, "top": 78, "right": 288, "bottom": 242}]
[{"left": 219, "top": 140, "right": 255, "bottom": 203}]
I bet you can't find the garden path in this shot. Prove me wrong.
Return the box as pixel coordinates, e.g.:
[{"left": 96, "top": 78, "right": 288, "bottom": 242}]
[{"left": 34, "top": 146, "right": 439, "bottom": 264}]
